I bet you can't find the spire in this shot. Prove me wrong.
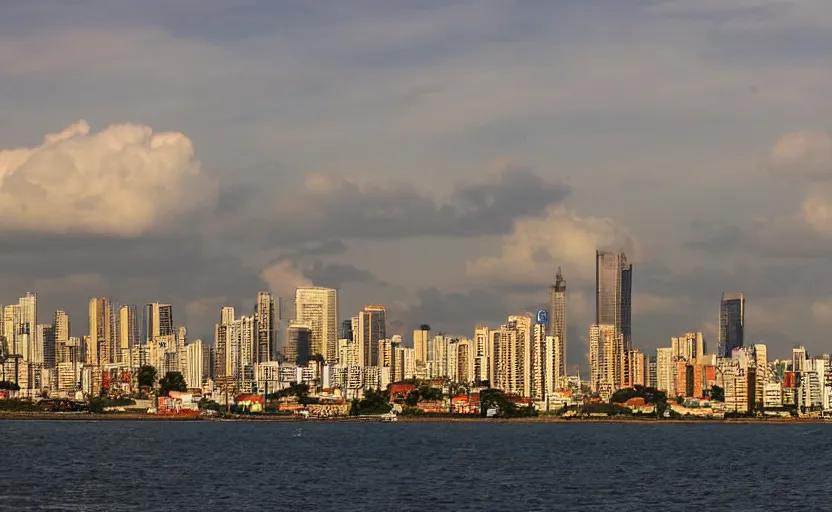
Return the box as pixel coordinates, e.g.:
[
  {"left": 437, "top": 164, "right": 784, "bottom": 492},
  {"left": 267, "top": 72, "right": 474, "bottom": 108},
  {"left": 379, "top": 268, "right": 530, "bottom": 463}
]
[{"left": 553, "top": 266, "right": 566, "bottom": 291}]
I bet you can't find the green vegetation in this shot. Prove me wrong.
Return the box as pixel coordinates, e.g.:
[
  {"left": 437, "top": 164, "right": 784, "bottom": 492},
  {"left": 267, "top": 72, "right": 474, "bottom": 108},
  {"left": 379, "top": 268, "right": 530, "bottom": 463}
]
[
  {"left": 402, "top": 384, "right": 444, "bottom": 406},
  {"left": 137, "top": 365, "right": 158, "bottom": 390},
  {"left": 198, "top": 398, "right": 223, "bottom": 413},
  {"left": 710, "top": 385, "right": 724, "bottom": 402},
  {"left": 349, "top": 388, "right": 393, "bottom": 416},
  {"left": 158, "top": 371, "right": 188, "bottom": 396},
  {"left": 0, "top": 381, "right": 21, "bottom": 391},
  {"left": 0, "top": 399, "right": 43, "bottom": 412},
  {"left": 610, "top": 385, "right": 668, "bottom": 405},
  {"left": 479, "top": 389, "right": 536, "bottom": 418}
]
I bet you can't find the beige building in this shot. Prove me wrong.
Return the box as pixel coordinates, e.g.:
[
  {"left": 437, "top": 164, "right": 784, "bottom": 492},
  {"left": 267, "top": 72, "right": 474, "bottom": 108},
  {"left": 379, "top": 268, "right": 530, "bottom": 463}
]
[{"left": 295, "top": 287, "right": 338, "bottom": 363}]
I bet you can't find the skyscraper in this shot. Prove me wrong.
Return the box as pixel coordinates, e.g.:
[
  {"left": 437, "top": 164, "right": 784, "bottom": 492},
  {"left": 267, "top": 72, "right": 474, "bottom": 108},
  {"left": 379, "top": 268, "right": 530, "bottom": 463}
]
[
  {"left": 256, "top": 291, "right": 275, "bottom": 363},
  {"left": 358, "top": 305, "right": 386, "bottom": 367},
  {"left": 719, "top": 293, "right": 745, "bottom": 357},
  {"left": 144, "top": 303, "right": 173, "bottom": 343},
  {"left": 118, "top": 305, "right": 138, "bottom": 365},
  {"left": 294, "top": 287, "right": 338, "bottom": 363},
  {"left": 88, "top": 297, "right": 112, "bottom": 365},
  {"left": 549, "top": 267, "right": 567, "bottom": 387},
  {"left": 595, "top": 251, "right": 632, "bottom": 388},
  {"left": 595, "top": 251, "right": 632, "bottom": 348},
  {"left": 413, "top": 324, "right": 430, "bottom": 369}
]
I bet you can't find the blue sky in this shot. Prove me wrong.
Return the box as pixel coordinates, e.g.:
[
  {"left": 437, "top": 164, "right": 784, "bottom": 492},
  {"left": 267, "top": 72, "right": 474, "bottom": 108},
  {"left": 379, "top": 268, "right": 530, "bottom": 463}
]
[{"left": 1, "top": 0, "right": 832, "bottom": 364}]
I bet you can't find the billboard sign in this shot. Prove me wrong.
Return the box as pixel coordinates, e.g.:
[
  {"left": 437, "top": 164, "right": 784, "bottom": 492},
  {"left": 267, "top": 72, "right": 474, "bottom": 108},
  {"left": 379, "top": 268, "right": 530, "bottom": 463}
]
[{"left": 536, "top": 309, "right": 548, "bottom": 325}]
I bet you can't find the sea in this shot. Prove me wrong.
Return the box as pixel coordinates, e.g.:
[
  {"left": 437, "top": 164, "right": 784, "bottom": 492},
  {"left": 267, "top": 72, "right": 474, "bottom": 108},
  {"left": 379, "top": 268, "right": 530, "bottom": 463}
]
[{"left": 0, "top": 420, "right": 829, "bottom": 511}]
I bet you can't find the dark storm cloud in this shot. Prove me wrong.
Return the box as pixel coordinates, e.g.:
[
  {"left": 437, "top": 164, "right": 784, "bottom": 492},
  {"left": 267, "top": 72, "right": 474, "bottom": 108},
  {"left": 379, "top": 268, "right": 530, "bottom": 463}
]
[
  {"left": 685, "top": 220, "right": 832, "bottom": 259},
  {"left": 301, "top": 260, "right": 385, "bottom": 290},
  {"left": 266, "top": 165, "right": 570, "bottom": 245},
  {"left": 0, "top": 232, "right": 265, "bottom": 341}
]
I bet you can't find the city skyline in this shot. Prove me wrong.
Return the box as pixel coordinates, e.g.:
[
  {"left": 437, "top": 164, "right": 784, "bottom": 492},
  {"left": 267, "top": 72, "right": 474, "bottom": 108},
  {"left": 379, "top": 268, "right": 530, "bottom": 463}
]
[{"left": 1, "top": 1, "right": 832, "bottom": 359}]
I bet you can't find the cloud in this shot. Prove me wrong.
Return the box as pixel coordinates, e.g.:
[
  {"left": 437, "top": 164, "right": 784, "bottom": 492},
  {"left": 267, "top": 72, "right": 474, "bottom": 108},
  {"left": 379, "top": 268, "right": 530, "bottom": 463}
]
[
  {"left": 266, "top": 163, "right": 570, "bottom": 244},
  {"left": 465, "top": 206, "right": 634, "bottom": 285},
  {"left": 810, "top": 298, "right": 832, "bottom": 324},
  {"left": 0, "top": 120, "right": 216, "bottom": 236},
  {"left": 766, "top": 131, "right": 832, "bottom": 181},
  {"left": 260, "top": 260, "right": 312, "bottom": 301},
  {"left": 300, "top": 260, "right": 384, "bottom": 290}
]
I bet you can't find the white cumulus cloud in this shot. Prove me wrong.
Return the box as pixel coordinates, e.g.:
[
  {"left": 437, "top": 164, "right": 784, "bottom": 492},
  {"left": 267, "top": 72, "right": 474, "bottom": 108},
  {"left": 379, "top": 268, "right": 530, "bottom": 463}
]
[
  {"left": 0, "top": 120, "right": 216, "bottom": 236},
  {"left": 465, "top": 206, "right": 635, "bottom": 285}
]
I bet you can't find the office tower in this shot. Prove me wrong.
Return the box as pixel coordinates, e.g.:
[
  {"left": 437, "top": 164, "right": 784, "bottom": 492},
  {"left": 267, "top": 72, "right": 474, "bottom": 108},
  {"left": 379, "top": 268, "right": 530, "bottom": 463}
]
[
  {"left": 357, "top": 305, "right": 386, "bottom": 367},
  {"left": 589, "top": 324, "right": 620, "bottom": 399},
  {"left": 255, "top": 291, "right": 275, "bottom": 363},
  {"left": 413, "top": 324, "right": 430, "bottom": 368},
  {"left": 144, "top": 303, "right": 173, "bottom": 343},
  {"left": 286, "top": 322, "right": 312, "bottom": 366},
  {"left": 294, "top": 287, "right": 338, "bottom": 363},
  {"left": 719, "top": 293, "right": 745, "bottom": 357},
  {"left": 185, "top": 340, "right": 204, "bottom": 389},
  {"left": 493, "top": 315, "right": 532, "bottom": 397},
  {"left": 595, "top": 251, "right": 632, "bottom": 348},
  {"left": 549, "top": 267, "right": 567, "bottom": 387},
  {"left": 88, "top": 297, "right": 113, "bottom": 366},
  {"left": 117, "top": 305, "right": 138, "bottom": 366},
  {"left": 473, "top": 326, "right": 491, "bottom": 384}
]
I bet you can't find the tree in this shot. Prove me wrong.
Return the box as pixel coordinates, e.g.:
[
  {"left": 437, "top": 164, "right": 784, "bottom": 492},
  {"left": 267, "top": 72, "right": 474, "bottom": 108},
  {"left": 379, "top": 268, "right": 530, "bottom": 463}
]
[
  {"left": 137, "top": 365, "right": 158, "bottom": 390},
  {"left": 675, "top": 395, "right": 684, "bottom": 405},
  {"left": 710, "top": 385, "right": 724, "bottom": 402},
  {"left": 405, "top": 390, "right": 420, "bottom": 407},
  {"left": 158, "top": 371, "right": 188, "bottom": 396},
  {"left": 349, "top": 388, "right": 393, "bottom": 415}
]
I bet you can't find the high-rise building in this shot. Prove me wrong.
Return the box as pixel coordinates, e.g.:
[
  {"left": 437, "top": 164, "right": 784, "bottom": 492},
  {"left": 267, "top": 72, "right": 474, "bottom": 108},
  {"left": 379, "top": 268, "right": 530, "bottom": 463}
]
[
  {"left": 286, "top": 322, "right": 312, "bottom": 366},
  {"left": 493, "top": 315, "right": 532, "bottom": 397},
  {"left": 255, "top": 292, "right": 275, "bottom": 363},
  {"left": 413, "top": 324, "right": 430, "bottom": 369},
  {"left": 656, "top": 347, "right": 675, "bottom": 396},
  {"left": 589, "top": 324, "right": 620, "bottom": 400},
  {"left": 41, "top": 324, "right": 55, "bottom": 368},
  {"left": 473, "top": 326, "right": 491, "bottom": 385},
  {"left": 88, "top": 297, "right": 112, "bottom": 366},
  {"left": 358, "top": 305, "right": 386, "bottom": 367},
  {"left": 185, "top": 340, "right": 204, "bottom": 389},
  {"left": 341, "top": 320, "right": 353, "bottom": 342},
  {"left": 719, "top": 293, "right": 745, "bottom": 357},
  {"left": 144, "top": 303, "right": 173, "bottom": 343},
  {"left": 595, "top": 251, "right": 632, "bottom": 349},
  {"left": 549, "top": 267, "right": 567, "bottom": 388},
  {"left": 118, "top": 305, "right": 138, "bottom": 366},
  {"left": 671, "top": 332, "right": 704, "bottom": 362},
  {"left": 294, "top": 287, "right": 338, "bottom": 363}
]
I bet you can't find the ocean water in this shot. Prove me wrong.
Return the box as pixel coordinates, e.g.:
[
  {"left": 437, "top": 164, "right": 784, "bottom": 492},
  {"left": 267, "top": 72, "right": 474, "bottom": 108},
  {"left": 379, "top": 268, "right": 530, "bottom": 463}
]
[{"left": 0, "top": 420, "right": 830, "bottom": 511}]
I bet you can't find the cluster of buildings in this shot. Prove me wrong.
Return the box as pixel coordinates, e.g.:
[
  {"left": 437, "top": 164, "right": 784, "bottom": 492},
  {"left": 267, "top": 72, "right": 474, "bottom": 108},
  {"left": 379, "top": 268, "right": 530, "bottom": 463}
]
[{"left": 1, "top": 250, "right": 831, "bottom": 418}]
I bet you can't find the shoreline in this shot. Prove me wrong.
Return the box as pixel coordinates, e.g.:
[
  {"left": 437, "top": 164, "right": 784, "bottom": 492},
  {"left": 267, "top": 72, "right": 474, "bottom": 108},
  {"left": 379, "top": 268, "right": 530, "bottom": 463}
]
[{"left": 1, "top": 412, "right": 830, "bottom": 424}]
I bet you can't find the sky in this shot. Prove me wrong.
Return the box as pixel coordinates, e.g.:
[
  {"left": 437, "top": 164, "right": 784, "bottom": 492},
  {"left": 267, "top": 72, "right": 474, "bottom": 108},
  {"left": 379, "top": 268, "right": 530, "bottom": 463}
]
[{"left": 1, "top": 0, "right": 832, "bottom": 366}]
